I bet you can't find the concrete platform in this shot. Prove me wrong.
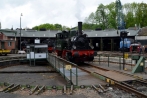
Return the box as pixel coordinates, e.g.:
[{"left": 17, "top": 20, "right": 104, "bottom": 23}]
[
  {"left": 75, "top": 64, "right": 136, "bottom": 82},
  {"left": 60, "top": 68, "right": 107, "bottom": 86},
  {"left": 88, "top": 61, "right": 147, "bottom": 81},
  {"left": 0, "top": 64, "right": 102, "bottom": 98},
  {"left": 0, "top": 65, "right": 67, "bottom": 86},
  {"left": 0, "top": 64, "right": 53, "bottom": 72}
]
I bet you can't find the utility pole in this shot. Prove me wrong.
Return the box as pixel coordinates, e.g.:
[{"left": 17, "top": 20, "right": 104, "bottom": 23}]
[
  {"left": 0, "top": 22, "right": 1, "bottom": 29},
  {"left": 116, "top": 0, "right": 128, "bottom": 70},
  {"left": 20, "top": 13, "right": 23, "bottom": 50}
]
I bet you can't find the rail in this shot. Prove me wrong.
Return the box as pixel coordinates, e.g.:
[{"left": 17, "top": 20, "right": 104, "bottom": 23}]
[{"left": 47, "top": 53, "right": 78, "bottom": 86}]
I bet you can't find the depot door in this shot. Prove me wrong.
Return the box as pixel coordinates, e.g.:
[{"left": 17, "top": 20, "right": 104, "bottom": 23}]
[{"left": 1, "top": 42, "right": 4, "bottom": 49}]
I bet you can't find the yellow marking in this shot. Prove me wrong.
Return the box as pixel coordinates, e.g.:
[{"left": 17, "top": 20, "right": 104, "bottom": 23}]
[
  {"left": 140, "top": 62, "right": 144, "bottom": 66},
  {"left": 124, "top": 68, "right": 127, "bottom": 71},
  {"left": 138, "top": 76, "right": 143, "bottom": 79},
  {"left": 111, "top": 80, "right": 115, "bottom": 85},
  {"left": 133, "top": 75, "right": 137, "bottom": 78},
  {"left": 106, "top": 78, "right": 110, "bottom": 83},
  {"left": 124, "top": 53, "right": 128, "bottom": 59},
  {"left": 65, "top": 65, "right": 72, "bottom": 70}
]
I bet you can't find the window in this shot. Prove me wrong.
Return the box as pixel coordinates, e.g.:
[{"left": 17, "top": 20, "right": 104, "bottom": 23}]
[
  {"left": 8, "top": 42, "right": 12, "bottom": 46},
  {"left": 26, "top": 49, "right": 30, "bottom": 54},
  {"left": 30, "top": 46, "right": 34, "bottom": 52}
]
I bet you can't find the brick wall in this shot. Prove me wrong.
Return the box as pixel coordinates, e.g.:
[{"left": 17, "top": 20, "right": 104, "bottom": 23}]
[
  {"left": 4, "top": 41, "right": 15, "bottom": 50},
  {"left": 0, "top": 32, "right": 16, "bottom": 50}
]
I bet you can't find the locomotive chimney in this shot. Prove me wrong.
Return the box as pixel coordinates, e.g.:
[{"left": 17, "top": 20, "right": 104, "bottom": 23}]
[{"left": 78, "top": 22, "right": 82, "bottom": 35}]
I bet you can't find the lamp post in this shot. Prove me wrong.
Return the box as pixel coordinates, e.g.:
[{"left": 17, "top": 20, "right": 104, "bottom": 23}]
[{"left": 20, "top": 13, "right": 23, "bottom": 51}]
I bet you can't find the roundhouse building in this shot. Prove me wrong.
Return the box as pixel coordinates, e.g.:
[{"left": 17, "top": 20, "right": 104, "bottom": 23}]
[{"left": 0, "top": 27, "right": 141, "bottom": 52}]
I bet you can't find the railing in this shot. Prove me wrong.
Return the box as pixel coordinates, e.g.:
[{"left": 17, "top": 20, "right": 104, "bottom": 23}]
[
  {"left": 94, "top": 54, "right": 136, "bottom": 70},
  {"left": 47, "top": 53, "right": 78, "bottom": 86}
]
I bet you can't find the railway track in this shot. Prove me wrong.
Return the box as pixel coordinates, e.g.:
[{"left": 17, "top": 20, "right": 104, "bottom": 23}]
[
  {"left": 112, "top": 70, "right": 147, "bottom": 82},
  {"left": 48, "top": 53, "right": 147, "bottom": 97},
  {"left": 121, "top": 80, "right": 147, "bottom": 95},
  {"left": 0, "top": 83, "right": 63, "bottom": 95},
  {"left": 97, "top": 51, "right": 147, "bottom": 58},
  {"left": 0, "top": 56, "right": 26, "bottom": 69},
  {"left": 1, "top": 53, "right": 147, "bottom": 97},
  {"left": 73, "top": 62, "right": 147, "bottom": 97}
]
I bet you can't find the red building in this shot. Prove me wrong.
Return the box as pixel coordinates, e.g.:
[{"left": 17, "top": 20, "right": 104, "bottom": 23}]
[{"left": 0, "top": 32, "right": 16, "bottom": 51}]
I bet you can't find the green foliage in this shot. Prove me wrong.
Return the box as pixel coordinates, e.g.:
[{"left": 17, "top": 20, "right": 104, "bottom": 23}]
[
  {"left": 84, "top": 1, "right": 147, "bottom": 30},
  {"left": 32, "top": 23, "right": 69, "bottom": 31},
  {"left": 32, "top": 2, "right": 147, "bottom": 31}
]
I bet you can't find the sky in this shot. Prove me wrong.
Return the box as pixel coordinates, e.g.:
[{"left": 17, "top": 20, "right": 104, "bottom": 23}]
[{"left": 0, "top": 0, "right": 146, "bottom": 29}]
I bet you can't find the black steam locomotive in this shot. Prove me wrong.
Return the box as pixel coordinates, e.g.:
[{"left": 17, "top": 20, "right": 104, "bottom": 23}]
[
  {"left": 55, "top": 22, "right": 97, "bottom": 63},
  {"left": 42, "top": 39, "right": 55, "bottom": 53},
  {"left": 21, "top": 40, "right": 28, "bottom": 51}
]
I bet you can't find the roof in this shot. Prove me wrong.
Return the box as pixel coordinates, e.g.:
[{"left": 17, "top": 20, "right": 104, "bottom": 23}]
[
  {"left": 83, "top": 29, "right": 139, "bottom": 37},
  {"left": 0, "top": 40, "right": 15, "bottom": 42},
  {"left": 138, "top": 26, "right": 147, "bottom": 35},
  {"left": 0, "top": 29, "right": 60, "bottom": 38},
  {"left": 26, "top": 43, "right": 48, "bottom": 48},
  {"left": 0, "top": 28, "right": 140, "bottom": 38}
]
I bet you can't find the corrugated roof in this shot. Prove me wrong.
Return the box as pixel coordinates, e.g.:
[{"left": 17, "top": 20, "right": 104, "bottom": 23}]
[
  {"left": 0, "top": 29, "right": 59, "bottom": 38},
  {"left": 0, "top": 29, "right": 139, "bottom": 38},
  {"left": 138, "top": 27, "right": 147, "bottom": 35},
  {"left": 84, "top": 29, "right": 139, "bottom": 37}
]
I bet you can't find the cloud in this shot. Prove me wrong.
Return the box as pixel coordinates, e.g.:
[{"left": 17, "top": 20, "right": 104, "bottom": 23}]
[{"left": 0, "top": 0, "right": 146, "bottom": 29}]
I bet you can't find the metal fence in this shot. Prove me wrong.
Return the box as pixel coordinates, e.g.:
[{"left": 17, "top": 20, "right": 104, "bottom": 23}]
[
  {"left": 47, "top": 53, "right": 78, "bottom": 86},
  {"left": 94, "top": 54, "right": 136, "bottom": 70}
]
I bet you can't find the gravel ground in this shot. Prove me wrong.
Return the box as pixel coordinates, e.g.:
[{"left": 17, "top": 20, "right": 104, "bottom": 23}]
[
  {"left": 0, "top": 88, "right": 102, "bottom": 98},
  {"left": 0, "top": 92, "right": 88, "bottom": 98},
  {"left": 0, "top": 62, "right": 103, "bottom": 98}
]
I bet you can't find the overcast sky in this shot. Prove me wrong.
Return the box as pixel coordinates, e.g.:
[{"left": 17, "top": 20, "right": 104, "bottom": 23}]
[{"left": 0, "top": 0, "right": 146, "bottom": 29}]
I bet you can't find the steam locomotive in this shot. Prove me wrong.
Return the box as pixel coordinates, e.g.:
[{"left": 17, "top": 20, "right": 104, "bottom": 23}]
[
  {"left": 42, "top": 39, "right": 55, "bottom": 53},
  {"left": 55, "top": 22, "right": 97, "bottom": 63},
  {"left": 21, "top": 40, "right": 28, "bottom": 51}
]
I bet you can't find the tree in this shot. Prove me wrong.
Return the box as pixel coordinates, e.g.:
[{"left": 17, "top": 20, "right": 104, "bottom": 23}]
[
  {"left": 54, "top": 24, "right": 62, "bottom": 30},
  {"left": 32, "top": 26, "right": 39, "bottom": 30},
  {"left": 32, "top": 23, "right": 64, "bottom": 31},
  {"left": 135, "top": 2, "right": 147, "bottom": 27},
  {"left": 123, "top": 3, "right": 137, "bottom": 28},
  {"left": 85, "top": 2, "right": 147, "bottom": 30},
  {"left": 105, "top": 2, "right": 116, "bottom": 29},
  {"left": 95, "top": 4, "right": 108, "bottom": 30}
]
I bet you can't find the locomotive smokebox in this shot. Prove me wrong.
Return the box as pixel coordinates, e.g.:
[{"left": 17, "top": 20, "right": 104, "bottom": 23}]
[{"left": 78, "top": 22, "right": 82, "bottom": 35}]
